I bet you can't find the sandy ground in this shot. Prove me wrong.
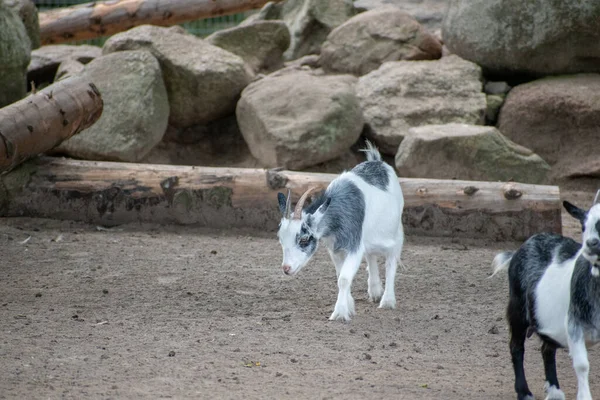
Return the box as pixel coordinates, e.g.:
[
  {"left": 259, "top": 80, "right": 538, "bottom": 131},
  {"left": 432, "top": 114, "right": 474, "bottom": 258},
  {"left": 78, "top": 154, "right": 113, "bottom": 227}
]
[{"left": 0, "top": 200, "right": 598, "bottom": 400}]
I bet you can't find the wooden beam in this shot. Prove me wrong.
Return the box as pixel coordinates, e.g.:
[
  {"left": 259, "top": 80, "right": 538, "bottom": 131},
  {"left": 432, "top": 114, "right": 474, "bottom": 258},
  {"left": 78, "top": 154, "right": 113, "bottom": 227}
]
[
  {"left": 0, "top": 157, "right": 562, "bottom": 241},
  {"left": 39, "top": 0, "right": 281, "bottom": 45},
  {"left": 0, "top": 76, "right": 103, "bottom": 173}
]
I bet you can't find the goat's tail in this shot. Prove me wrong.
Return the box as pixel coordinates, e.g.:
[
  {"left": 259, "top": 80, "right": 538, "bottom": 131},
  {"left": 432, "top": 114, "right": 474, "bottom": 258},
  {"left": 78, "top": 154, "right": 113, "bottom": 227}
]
[
  {"left": 489, "top": 251, "right": 514, "bottom": 278},
  {"left": 360, "top": 139, "right": 382, "bottom": 162}
]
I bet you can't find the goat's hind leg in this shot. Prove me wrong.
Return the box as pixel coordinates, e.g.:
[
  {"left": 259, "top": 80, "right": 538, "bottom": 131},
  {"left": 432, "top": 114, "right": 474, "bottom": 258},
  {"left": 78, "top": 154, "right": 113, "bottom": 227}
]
[
  {"left": 379, "top": 225, "right": 404, "bottom": 310},
  {"left": 541, "top": 340, "right": 565, "bottom": 400},
  {"left": 378, "top": 254, "right": 397, "bottom": 309},
  {"left": 507, "top": 298, "right": 534, "bottom": 400},
  {"left": 366, "top": 254, "right": 383, "bottom": 303}
]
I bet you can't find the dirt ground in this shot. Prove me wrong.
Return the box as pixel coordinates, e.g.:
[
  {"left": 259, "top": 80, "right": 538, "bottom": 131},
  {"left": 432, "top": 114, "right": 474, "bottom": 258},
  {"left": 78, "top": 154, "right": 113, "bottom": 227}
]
[{"left": 0, "top": 190, "right": 598, "bottom": 400}]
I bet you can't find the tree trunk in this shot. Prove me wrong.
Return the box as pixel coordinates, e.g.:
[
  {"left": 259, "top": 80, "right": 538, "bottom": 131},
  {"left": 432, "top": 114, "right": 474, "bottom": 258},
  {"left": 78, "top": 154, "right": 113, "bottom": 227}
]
[
  {"left": 0, "top": 157, "right": 562, "bottom": 241},
  {"left": 0, "top": 76, "right": 103, "bottom": 173},
  {"left": 39, "top": 0, "right": 281, "bottom": 45}
]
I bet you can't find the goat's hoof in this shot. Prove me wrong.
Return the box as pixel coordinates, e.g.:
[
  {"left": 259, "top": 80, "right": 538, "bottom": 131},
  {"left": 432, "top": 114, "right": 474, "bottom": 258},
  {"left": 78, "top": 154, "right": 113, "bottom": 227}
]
[
  {"left": 329, "top": 312, "right": 351, "bottom": 322},
  {"left": 329, "top": 305, "right": 351, "bottom": 322},
  {"left": 544, "top": 383, "right": 565, "bottom": 400},
  {"left": 368, "top": 286, "right": 383, "bottom": 303},
  {"left": 378, "top": 297, "right": 396, "bottom": 309}
]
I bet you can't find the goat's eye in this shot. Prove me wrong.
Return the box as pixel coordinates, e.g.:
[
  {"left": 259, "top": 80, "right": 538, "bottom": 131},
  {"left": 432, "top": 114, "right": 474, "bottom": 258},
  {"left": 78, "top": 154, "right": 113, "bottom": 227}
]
[{"left": 299, "top": 236, "right": 311, "bottom": 247}]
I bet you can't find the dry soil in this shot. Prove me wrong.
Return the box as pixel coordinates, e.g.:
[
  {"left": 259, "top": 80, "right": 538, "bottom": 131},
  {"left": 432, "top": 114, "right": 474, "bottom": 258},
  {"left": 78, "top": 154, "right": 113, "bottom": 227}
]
[{"left": 0, "top": 189, "right": 598, "bottom": 399}]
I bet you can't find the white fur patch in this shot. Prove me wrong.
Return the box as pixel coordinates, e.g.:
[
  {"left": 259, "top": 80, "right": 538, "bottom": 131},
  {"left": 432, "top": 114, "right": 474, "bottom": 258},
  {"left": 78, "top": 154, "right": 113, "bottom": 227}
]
[
  {"left": 592, "top": 266, "right": 600, "bottom": 277},
  {"left": 535, "top": 252, "right": 579, "bottom": 348},
  {"left": 544, "top": 382, "right": 565, "bottom": 400}
]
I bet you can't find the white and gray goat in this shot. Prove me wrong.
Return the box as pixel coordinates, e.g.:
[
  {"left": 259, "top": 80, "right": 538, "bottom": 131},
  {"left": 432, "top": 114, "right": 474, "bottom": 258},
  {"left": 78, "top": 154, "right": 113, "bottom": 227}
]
[
  {"left": 276, "top": 141, "right": 404, "bottom": 322},
  {"left": 491, "top": 192, "right": 600, "bottom": 400}
]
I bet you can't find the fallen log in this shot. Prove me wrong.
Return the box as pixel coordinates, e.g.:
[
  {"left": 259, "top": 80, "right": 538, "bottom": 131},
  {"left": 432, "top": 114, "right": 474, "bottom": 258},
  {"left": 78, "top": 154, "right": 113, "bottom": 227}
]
[
  {"left": 0, "top": 157, "right": 561, "bottom": 241},
  {"left": 0, "top": 76, "right": 103, "bottom": 173},
  {"left": 39, "top": 0, "right": 282, "bottom": 45}
]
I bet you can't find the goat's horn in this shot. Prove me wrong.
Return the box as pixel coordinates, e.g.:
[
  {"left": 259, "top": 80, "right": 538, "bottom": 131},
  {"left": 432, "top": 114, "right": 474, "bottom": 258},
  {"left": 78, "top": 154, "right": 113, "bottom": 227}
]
[
  {"left": 594, "top": 189, "right": 600, "bottom": 205},
  {"left": 285, "top": 188, "right": 292, "bottom": 219},
  {"left": 293, "top": 186, "right": 320, "bottom": 220}
]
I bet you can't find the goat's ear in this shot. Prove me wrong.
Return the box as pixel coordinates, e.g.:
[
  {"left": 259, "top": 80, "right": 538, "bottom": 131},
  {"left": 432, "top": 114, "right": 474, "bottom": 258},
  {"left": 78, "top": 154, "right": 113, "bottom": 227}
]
[
  {"left": 277, "top": 192, "right": 287, "bottom": 215},
  {"left": 311, "top": 197, "right": 331, "bottom": 226},
  {"left": 317, "top": 197, "right": 331, "bottom": 215},
  {"left": 563, "top": 201, "right": 587, "bottom": 226}
]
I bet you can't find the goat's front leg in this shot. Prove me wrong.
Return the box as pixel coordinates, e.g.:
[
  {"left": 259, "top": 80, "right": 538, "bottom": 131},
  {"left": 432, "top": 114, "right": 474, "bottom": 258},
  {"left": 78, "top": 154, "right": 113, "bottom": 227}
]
[
  {"left": 567, "top": 325, "right": 592, "bottom": 400},
  {"left": 330, "top": 251, "right": 363, "bottom": 322},
  {"left": 327, "top": 248, "right": 345, "bottom": 279},
  {"left": 379, "top": 255, "right": 397, "bottom": 309},
  {"left": 366, "top": 254, "right": 383, "bottom": 303}
]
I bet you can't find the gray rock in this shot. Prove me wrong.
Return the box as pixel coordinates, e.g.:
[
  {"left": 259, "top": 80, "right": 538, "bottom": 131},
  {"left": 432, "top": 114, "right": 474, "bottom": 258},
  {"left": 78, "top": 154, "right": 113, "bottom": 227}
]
[
  {"left": 103, "top": 25, "right": 251, "bottom": 128},
  {"left": 485, "top": 94, "right": 504, "bottom": 124},
  {"left": 28, "top": 44, "right": 102, "bottom": 85},
  {"left": 241, "top": 1, "right": 282, "bottom": 25},
  {"left": 321, "top": 6, "right": 442, "bottom": 76},
  {"left": 484, "top": 81, "right": 511, "bottom": 95},
  {"left": 56, "top": 51, "right": 169, "bottom": 162},
  {"left": 395, "top": 124, "right": 550, "bottom": 184},
  {"left": 142, "top": 116, "right": 260, "bottom": 169},
  {"left": 284, "top": 54, "right": 321, "bottom": 69},
  {"left": 236, "top": 70, "right": 363, "bottom": 169},
  {"left": 207, "top": 21, "right": 290, "bottom": 74},
  {"left": 0, "top": 1, "right": 30, "bottom": 107},
  {"left": 5, "top": 0, "right": 39, "bottom": 49},
  {"left": 498, "top": 74, "right": 600, "bottom": 180},
  {"left": 54, "top": 59, "right": 85, "bottom": 81},
  {"left": 356, "top": 55, "right": 486, "bottom": 155},
  {"left": 244, "top": 0, "right": 356, "bottom": 60},
  {"left": 442, "top": 0, "right": 600, "bottom": 77},
  {"left": 353, "top": 0, "right": 449, "bottom": 32}
]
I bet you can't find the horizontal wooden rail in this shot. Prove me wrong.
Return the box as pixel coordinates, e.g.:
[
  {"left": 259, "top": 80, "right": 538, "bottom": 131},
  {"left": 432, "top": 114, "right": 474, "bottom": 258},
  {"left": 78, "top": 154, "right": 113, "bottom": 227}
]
[
  {"left": 39, "top": 0, "right": 281, "bottom": 45},
  {"left": 0, "top": 157, "right": 562, "bottom": 240}
]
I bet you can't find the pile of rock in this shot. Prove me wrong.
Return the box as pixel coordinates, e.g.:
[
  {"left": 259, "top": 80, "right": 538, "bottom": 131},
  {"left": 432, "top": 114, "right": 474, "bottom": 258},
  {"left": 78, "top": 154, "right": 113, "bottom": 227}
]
[{"left": 1, "top": 0, "right": 597, "bottom": 184}]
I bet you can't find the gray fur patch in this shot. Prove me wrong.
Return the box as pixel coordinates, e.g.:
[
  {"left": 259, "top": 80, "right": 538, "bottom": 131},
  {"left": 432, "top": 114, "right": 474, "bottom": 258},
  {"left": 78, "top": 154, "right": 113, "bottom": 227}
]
[
  {"left": 306, "top": 180, "right": 365, "bottom": 253},
  {"left": 352, "top": 161, "right": 389, "bottom": 191}
]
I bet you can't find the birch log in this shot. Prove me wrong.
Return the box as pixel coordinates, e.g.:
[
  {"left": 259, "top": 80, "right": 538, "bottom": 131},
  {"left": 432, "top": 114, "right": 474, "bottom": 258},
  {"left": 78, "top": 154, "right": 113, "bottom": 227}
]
[
  {"left": 39, "top": 0, "right": 281, "bottom": 45},
  {"left": 0, "top": 76, "right": 103, "bottom": 173}
]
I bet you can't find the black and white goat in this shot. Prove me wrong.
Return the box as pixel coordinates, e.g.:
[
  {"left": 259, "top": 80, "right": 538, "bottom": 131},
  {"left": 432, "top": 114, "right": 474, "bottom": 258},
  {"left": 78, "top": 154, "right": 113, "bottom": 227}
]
[
  {"left": 276, "top": 141, "right": 404, "bottom": 322},
  {"left": 491, "top": 192, "right": 600, "bottom": 400}
]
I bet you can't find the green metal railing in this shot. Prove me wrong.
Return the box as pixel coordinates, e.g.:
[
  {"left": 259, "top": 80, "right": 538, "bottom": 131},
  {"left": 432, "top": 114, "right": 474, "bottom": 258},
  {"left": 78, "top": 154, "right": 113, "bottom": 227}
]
[{"left": 35, "top": 0, "right": 248, "bottom": 46}]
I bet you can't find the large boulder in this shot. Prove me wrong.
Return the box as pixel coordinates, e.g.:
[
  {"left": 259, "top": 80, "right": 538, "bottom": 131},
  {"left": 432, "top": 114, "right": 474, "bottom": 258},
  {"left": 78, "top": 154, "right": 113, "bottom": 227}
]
[
  {"left": 320, "top": 6, "right": 442, "bottom": 76},
  {"left": 54, "top": 59, "right": 85, "bottom": 81},
  {"left": 4, "top": 0, "right": 40, "bottom": 49},
  {"left": 0, "top": 1, "right": 30, "bottom": 107},
  {"left": 103, "top": 25, "right": 251, "bottom": 128},
  {"left": 353, "top": 0, "right": 449, "bottom": 32},
  {"left": 356, "top": 55, "right": 486, "bottom": 155},
  {"left": 395, "top": 124, "right": 550, "bottom": 184},
  {"left": 28, "top": 44, "right": 102, "bottom": 86},
  {"left": 142, "top": 116, "right": 260, "bottom": 169},
  {"left": 6, "top": 0, "right": 40, "bottom": 49},
  {"left": 206, "top": 21, "right": 290, "bottom": 74},
  {"left": 56, "top": 51, "right": 169, "bottom": 162},
  {"left": 442, "top": 0, "right": 600, "bottom": 77},
  {"left": 498, "top": 74, "right": 600, "bottom": 180},
  {"left": 236, "top": 70, "right": 363, "bottom": 169},
  {"left": 243, "top": 0, "right": 356, "bottom": 60}
]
